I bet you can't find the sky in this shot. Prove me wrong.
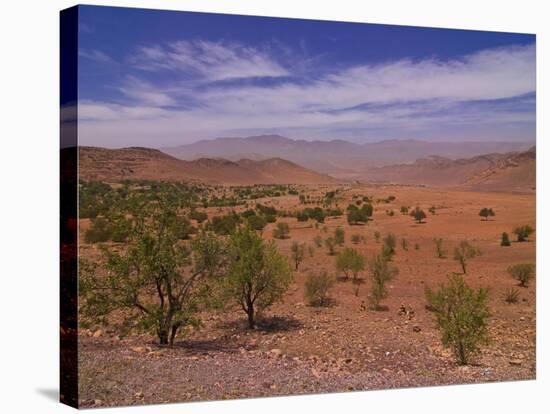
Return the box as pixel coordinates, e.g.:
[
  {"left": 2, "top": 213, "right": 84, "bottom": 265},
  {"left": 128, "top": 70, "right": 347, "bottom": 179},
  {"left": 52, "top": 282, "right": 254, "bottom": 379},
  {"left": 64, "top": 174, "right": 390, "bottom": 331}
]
[{"left": 75, "top": 5, "right": 536, "bottom": 148}]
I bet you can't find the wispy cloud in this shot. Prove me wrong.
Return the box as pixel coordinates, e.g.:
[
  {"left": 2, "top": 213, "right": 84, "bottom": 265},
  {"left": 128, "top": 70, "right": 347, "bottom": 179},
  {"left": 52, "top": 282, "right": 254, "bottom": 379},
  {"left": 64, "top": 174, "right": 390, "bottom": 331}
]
[
  {"left": 78, "top": 41, "right": 536, "bottom": 146},
  {"left": 79, "top": 48, "right": 112, "bottom": 63},
  {"left": 128, "top": 40, "right": 290, "bottom": 81}
]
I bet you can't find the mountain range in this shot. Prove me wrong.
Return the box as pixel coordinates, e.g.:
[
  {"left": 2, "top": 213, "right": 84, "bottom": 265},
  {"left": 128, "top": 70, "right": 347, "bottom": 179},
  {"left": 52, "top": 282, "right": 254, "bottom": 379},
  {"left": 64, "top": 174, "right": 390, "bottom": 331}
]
[{"left": 162, "top": 135, "right": 532, "bottom": 177}]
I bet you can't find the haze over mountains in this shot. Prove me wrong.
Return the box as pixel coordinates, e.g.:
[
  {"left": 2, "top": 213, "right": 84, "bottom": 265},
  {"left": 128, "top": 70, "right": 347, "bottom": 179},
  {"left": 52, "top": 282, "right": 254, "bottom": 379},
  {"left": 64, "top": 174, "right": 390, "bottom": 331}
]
[
  {"left": 163, "top": 135, "right": 532, "bottom": 177},
  {"left": 78, "top": 146, "right": 337, "bottom": 185}
]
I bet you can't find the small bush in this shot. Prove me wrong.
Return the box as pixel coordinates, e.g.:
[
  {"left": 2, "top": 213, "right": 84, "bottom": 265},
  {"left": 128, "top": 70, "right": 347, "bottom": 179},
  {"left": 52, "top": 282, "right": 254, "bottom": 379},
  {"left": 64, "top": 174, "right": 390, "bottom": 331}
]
[
  {"left": 414, "top": 243, "right": 420, "bottom": 250},
  {"left": 453, "top": 241, "right": 481, "bottom": 274},
  {"left": 334, "top": 227, "right": 345, "bottom": 246},
  {"left": 401, "top": 238, "right": 408, "bottom": 251},
  {"left": 368, "top": 254, "right": 399, "bottom": 310},
  {"left": 381, "top": 233, "right": 397, "bottom": 260},
  {"left": 513, "top": 225, "right": 534, "bottom": 242},
  {"left": 425, "top": 273, "right": 490, "bottom": 365},
  {"left": 501, "top": 232, "right": 511, "bottom": 246},
  {"left": 272, "top": 222, "right": 290, "bottom": 239},
  {"left": 325, "top": 237, "right": 336, "bottom": 255},
  {"left": 507, "top": 263, "right": 535, "bottom": 287},
  {"left": 351, "top": 234, "right": 361, "bottom": 244},
  {"left": 410, "top": 207, "right": 427, "bottom": 223},
  {"left": 504, "top": 288, "right": 520, "bottom": 304},
  {"left": 374, "top": 231, "right": 381, "bottom": 243},
  {"left": 400, "top": 206, "right": 409, "bottom": 215},
  {"left": 84, "top": 217, "right": 112, "bottom": 243},
  {"left": 479, "top": 208, "right": 495, "bottom": 221},
  {"left": 304, "top": 270, "right": 335, "bottom": 307}
]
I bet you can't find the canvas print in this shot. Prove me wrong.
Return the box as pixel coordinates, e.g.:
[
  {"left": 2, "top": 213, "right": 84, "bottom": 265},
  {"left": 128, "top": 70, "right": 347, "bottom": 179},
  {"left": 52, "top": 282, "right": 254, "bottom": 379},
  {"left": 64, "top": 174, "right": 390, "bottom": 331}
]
[{"left": 60, "top": 4, "right": 536, "bottom": 408}]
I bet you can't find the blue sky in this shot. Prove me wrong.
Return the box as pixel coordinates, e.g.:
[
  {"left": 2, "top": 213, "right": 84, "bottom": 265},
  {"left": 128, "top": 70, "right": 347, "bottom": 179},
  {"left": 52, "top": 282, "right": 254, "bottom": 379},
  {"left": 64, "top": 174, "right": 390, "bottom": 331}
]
[{"left": 76, "top": 5, "right": 536, "bottom": 147}]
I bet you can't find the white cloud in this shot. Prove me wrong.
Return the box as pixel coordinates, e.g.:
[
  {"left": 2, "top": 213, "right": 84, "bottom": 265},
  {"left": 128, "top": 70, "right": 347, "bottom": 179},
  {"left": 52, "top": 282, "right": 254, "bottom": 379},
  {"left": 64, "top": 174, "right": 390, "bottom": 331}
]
[
  {"left": 79, "top": 42, "right": 536, "bottom": 146},
  {"left": 129, "top": 39, "right": 289, "bottom": 81},
  {"left": 79, "top": 48, "right": 112, "bottom": 63}
]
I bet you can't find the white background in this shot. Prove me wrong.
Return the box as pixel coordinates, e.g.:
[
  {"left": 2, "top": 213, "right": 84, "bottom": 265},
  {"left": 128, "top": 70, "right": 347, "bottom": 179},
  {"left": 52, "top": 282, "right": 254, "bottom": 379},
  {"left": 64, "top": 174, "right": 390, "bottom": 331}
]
[{"left": 0, "top": 0, "right": 548, "bottom": 412}]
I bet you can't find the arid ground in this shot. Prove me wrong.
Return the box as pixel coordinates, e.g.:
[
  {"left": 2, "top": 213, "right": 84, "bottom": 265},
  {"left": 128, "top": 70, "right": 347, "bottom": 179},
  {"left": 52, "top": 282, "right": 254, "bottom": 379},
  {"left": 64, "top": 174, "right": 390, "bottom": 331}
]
[{"left": 77, "top": 183, "right": 535, "bottom": 408}]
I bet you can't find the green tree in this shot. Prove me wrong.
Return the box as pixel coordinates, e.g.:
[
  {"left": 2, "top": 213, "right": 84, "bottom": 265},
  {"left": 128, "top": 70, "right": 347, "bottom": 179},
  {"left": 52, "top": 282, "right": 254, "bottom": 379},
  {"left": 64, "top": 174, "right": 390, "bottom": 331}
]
[
  {"left": 347, "top": 203, "right": 373, "bottom": 225},
  {"left": 336, "top": 248, "right": 365, "bottom": 281},
  {"left": 513, "top": 225, "right": 534, "bottom": 242},
  {"left": 291, "top": 241, "right": 306, "bottom": 270},
  {"left": 80, "top": 201, "right": 225, "bottom": 345},
  {"left": 453, "top": 241, "right": 481, "bottom": 274},
  {"left": 507, "top": 263, "right": 535, "bottom": 287},
  {"left": 410, "top": 207, "right": 427, "bottom": 224},
  {"left": 304, "top": 270, "right": 335, "bottom": 307},
  {"left": 247, "top": 214, "right": 267, "bottom": 231},
  {"left": 479, "top": 208, "right": 495, "bottom": 221},
  {"left": 368, "top": 254, "right": 398, "bottom": 310},
  {"left": 425, "top": 274, "right": 490, "bottom": 365},
  {"left": 225, "top": 227, "right": 292, "bottom": 328},
  {"left": 272, "top": 222, "right": 290, "bottom": 239}
]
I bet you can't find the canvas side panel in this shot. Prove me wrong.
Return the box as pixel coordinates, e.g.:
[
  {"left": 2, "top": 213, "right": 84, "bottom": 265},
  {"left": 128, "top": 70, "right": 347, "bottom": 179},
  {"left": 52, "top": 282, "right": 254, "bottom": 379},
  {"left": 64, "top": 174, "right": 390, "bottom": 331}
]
[{"left": 60, "top": 5, "right": 79, "bottom": 409}]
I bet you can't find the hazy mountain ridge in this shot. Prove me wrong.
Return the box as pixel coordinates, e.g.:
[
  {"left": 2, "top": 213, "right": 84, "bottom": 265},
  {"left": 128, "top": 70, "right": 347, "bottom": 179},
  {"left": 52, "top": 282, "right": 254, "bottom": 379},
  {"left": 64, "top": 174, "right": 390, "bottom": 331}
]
[
  {"left": 162, "top": 135, "right": 532, "bottom": 176},
  {"left": 78, "top": 146, "right": 337, "bottom": 185}
]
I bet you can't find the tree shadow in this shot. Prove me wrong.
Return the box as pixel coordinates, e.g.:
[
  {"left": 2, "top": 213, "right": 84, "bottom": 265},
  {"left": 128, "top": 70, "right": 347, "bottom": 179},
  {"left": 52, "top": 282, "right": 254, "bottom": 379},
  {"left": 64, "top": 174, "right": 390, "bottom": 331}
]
[
  {"left": 256, "top": 315, "right": 304, "bottom": 332},
  {"left": 173, "top": 337, "right": 241, "bottom": 353}
]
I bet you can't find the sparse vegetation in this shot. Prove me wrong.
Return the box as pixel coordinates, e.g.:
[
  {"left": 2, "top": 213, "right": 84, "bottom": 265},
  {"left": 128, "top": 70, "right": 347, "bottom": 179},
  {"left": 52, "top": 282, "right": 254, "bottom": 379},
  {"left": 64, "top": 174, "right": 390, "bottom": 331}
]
[
  {"left": 479, "top": 207, "right": 495, "bottom": 221},
  {"left": 400, "top": 206, "right": 409, "bottom": 215},
  {"left": 374, "top": 231, "right": 381, "bottom": 243},
  {"left": 351, "top": 234, "right": 361, "bottom": 244},
  {"left": 410, "top": 207, "right": 427, "bottom": 224},
  {"left": 368, "top": 254, "right": 399, "bottom": 310},
  {"left": 304, "top": 270, "right": 335, "bottom": 307},
  {"left": 336, "top": 248, "right": 365, "bottom": 281},
  {"left": 504, "top": 288, "right": 520, "bottom": 304},
  {"left": 453, "top": 241, "right": 481, "bottom": 274},
  {"left": 507, "top": 263, "right": 535, "bottom": 287},
  {"left": 425, "top": 273, "right": 490, "bottom": 365},
  {"left": 334, "top": 227, "right": 345, "bottom": 246},
  {"left": 291, "top": 241, "right": 306, "bottom": 270},
  {"left": 401, "top": 238, "right": 408, "bottom": 251},
  {"left": 225, "top": 226, "right": 293, "bottom": 329},
  {"left": 272, "top": 222, "right": 290, "bottom": 239},
  {"left": 313, "top": 235, "right": 323, "bottom": 248},
  {"left": 381, "top": 233, "right": 397, "bottom": 261},
  {"left": 501, "top": 232, "right": 511, "bottom": 246},
  {"left": 325, "top": 237, "right": 336, "bottom": 255},
  {"left": 513, "top": 225, "right": 534, "bottom": 242}
]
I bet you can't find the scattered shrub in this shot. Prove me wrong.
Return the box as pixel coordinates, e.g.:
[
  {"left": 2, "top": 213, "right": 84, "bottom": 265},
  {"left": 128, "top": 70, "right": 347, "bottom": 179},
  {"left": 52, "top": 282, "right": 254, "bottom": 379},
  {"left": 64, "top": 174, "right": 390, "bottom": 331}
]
[
  {"left": 401, "top": 238, "right": 408, "bottom": 251},
  {"left": 381, "top": 233, "right": 397, "bottom": 261},
  {"left": 507, "top": 263, "right": 535, "bottom": 287},
  {"left": 351, "top": 234, "right": 361, "bottom": 244},
  {"left": 291, "top": 241, "right": 306, "bottom": 270},
  {"left": 433, "top": 238, "right": 446, "bottom": 258},
  {"left": 504, "top": 288, "right": 520, "bottom": 304},
  {"left": 400, "top": 206, "right": 409, "bottom": 215},
  {"left": 336, "top": 248, "right": 365, "bottom": 281},
  {"left": 453, "top": 241, "right": 481, "bottom": 274},
  {"left": 368, "top": 254, "right": 399, "bottom": 310},
  {"left": 425, "top": 273, "right": 490, "bottom": 365},
  {"left": 325, "top": 237, "right": 336, "bottom": 255},
  {"left": 501, "top": 232, "right": 511, "bottom": 246},
  {"left": 479, "top": 208, "right": 495, "bottom": 221},
  {"left": 410, "top": 207, "right": 427, "bottom": 224},
  {"left": 374, "top": 231, "right": 381, "bottom": 243},
  {"left": 313, "top": 235, "right": 323, "bottom": 248},
  {"left": 304, "top": 270, "right": 335, "bottom": 307},
  {"left": 334, "top": 227, "right": 345, "bottom": 246},
  {"left": 513, "top": 225, "right": 534, "bottom": 242},
  {"left": 84, "top": 217, "right": 112, "bottom": 243},
  {"left": 272, "top": 222, "right": 290, "bottom": 239}
]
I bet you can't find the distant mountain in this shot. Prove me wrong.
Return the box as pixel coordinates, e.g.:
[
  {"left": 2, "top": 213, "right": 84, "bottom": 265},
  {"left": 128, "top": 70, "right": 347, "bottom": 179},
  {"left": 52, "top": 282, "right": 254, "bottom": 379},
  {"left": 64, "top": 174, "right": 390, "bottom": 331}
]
[
  {"left": 78, "top": 146, "right": 337, "bottom": 185},
  {"left": 363, "top": 146, "right": 535, "bottom": 192},
  {"left": 162, "top": 135, "right": 532, "bottom": 177}
]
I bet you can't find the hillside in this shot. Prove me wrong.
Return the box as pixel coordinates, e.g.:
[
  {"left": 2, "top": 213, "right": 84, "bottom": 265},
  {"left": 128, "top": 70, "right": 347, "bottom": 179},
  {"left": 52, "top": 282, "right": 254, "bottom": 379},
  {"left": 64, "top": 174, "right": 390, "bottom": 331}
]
[
  {"left": 363, "top": 147, "right": 536, "bottom": 192},
  {"left": 78, "top": 146, "right": 337, "bottom": 185},
  {"left": 162, "top": 135, "right": 532, "bottom": 176}
]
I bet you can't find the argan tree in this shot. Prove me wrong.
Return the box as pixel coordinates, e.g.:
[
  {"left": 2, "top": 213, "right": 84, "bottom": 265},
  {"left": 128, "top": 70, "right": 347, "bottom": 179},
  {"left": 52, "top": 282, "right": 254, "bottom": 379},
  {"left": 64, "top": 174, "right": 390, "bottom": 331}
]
[
  {"left": 479, "top": 208, "right": 495, "bottom": 221},
  {"left": 80, "top": 200, "right": 226, "bottom": 345},
  {"left": 290, "top": 241, "right": 306, "bottom": 270},
  {"left": 304, "top": 270, "right": 335, "bottom": 307},
  {"left": 336, "top": 248, "right": 365, "bottom": 281},
  {"left": 513, "top": 225, "right": 534, "bottom": 242},
  {"left": 425, "top": 274, "right": 490, "bottom": 365},
  {"left": 368, "top": 254, "right": 399, "bottom": 310},
  {"left": 410, "top": 207, "right": 427, "bottom": 224},
  {"left": 507, "top": 263, "right": 535, "bottom": 287},
  {"left": 453, "top": 240, "right": 481, "bottom": 274},
  {"left": 225, "top": 226, "right": 292, "bottom": 329},
  {"left": 272, "top": 222, "right": 290, "bottom": 239}
]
